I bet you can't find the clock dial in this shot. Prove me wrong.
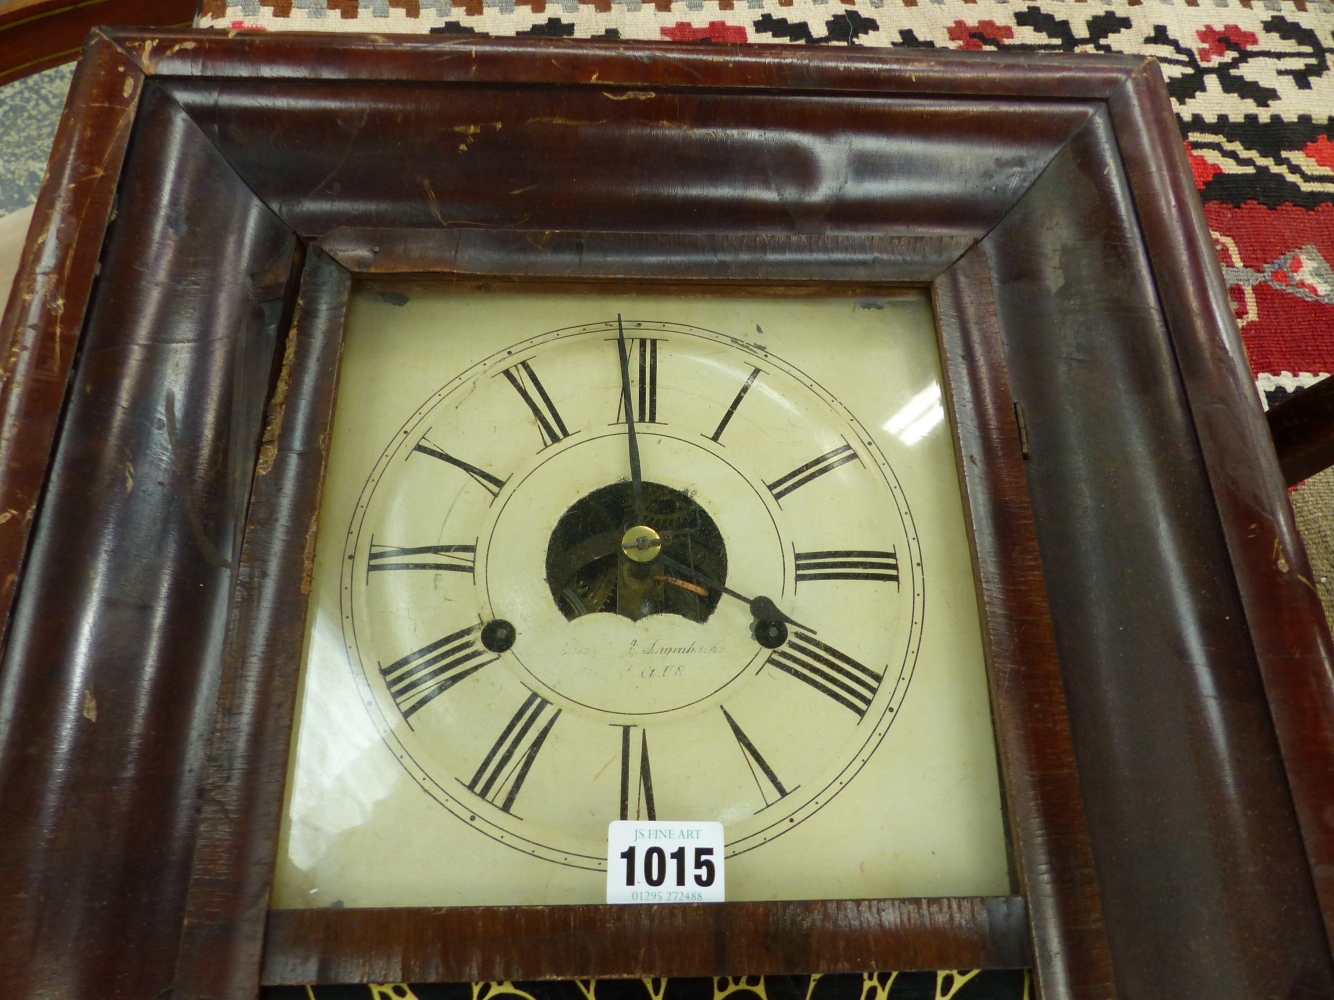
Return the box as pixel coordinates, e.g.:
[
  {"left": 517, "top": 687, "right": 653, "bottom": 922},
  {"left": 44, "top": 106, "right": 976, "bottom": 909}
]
[
  {"left": 274, "top": 292, "right": 1008, "bottom": 907},
  {"left": 339, "top": 318, "right": 919, "bottom": 867}
]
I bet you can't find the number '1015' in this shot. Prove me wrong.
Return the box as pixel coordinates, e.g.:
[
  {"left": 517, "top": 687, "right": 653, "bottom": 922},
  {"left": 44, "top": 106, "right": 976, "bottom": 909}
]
[{"left": 619, "top": 845, "right": 716, "bottom": 887}]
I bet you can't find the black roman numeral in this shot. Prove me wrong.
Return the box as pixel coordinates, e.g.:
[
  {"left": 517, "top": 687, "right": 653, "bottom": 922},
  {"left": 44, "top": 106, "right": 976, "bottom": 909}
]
[
  {"left": 380, "top": 624, "right": 497, "bottom": 721},
  {"left": 768, "top": 632, "right": 883, "bottom": 718},
  {"left": 501, "top": 360, "right": 572, "bottom": 447},
  {"left": 766, "top": 443, "right": 859, "bottom": 501},
  {"left": 618, "top": 726, "right": 657, "bottom": 821},
  {"left": 708, "top": 366, "right": 760, "bottom": 443},
  {"left": 467, "top": 692, "right": 560, "bottom": 814},
  {"left": 794, "top": 548, "right": 899, "bottom": 586},
  {"left": 721, "top": 707, "right": 789, "bottom": 807},
  {"left": 413, "top": 438, "right": 508, "bottom": 499},
  {"left": 614, "top": 338, "right": 662, "bottom": 424},
  {"left": 369, "top": 542, "right": 475, "bottom": 574}
]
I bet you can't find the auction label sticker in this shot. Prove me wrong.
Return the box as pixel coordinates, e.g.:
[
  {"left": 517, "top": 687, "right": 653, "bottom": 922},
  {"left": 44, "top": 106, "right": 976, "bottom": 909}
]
[{"left": 607, "top": 821, "right": 725, "bottom": 903}]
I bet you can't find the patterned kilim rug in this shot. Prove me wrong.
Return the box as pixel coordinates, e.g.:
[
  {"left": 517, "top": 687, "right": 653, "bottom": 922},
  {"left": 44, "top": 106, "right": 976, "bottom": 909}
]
[{"left": 188, "top": 0, "right": 1325, "bottom": 996}]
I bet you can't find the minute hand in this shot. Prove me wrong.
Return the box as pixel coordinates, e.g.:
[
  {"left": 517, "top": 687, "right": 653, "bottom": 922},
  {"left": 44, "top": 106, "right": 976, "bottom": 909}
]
[
  {"left": 656, "top": 554, "right": 815, "bottom": 634},
  {"left": 616, "top": 315, "right": 645, "bottom": 526}
]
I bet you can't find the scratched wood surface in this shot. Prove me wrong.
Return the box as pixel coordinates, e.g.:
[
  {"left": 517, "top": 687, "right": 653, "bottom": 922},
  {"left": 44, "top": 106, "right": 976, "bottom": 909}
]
[
  {"left": 174, "top": 245, "right": 342, "bottom": 1000},
  {"left": 261, "top": 898, "right": 1033, "bottom": 985},
  {"left": 0, "top": 31, "right": 142, "bottom": 652},
  {"left": 1105, "top": 69, "right": 1334, "bottom": 980},
  {"left": 932, "top": 248, "right": 1112, "bottom": 1000},
  {"left": 983, "top": 101, "right": 1333, "bottom": 999},
  {"left": 0, "top": 67, "right": 296, "bottom": 996},
  {"left": 0, "top": 0, "right": 195, "bottom": 85}
]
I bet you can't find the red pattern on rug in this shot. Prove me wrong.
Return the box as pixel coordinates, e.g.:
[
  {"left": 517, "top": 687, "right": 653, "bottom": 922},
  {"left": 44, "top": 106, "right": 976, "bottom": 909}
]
[{"left": 1207, "top": 202, "right": 1334, "bottom": 375}]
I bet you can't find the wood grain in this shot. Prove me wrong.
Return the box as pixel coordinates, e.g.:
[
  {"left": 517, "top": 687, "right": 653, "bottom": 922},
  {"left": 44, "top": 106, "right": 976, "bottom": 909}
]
[
  {"left": 125, "top": 30, "right": 1141, "bottom": 97},
  {"left": 1110, "top": 62, "right": 1334, "bottom": 954},
  {"left": 933, "top": 247, "right": 1114, "bottom": 1000},
  {"left": 0, "top": 0, "right": 193, "bottom": 86},
  {"left": 262, "top": 897, "right": 1031, "bottom": 985},
  {"left": 166, "top": 79, "right": 1096, "bottom": 246},
  {"left": 0, "top": 78, "right": 295, "bottom": 999},
  {"left": 984, "top": 104, "right": 1334, "bottom": 995},
  {"left": 321, "top": 230, "right": 976, "bottom": 285},
  {"left": 0, "top": 30, "right": 141, "bottom": 648},
  {"left": 174, "top": 247, "right": 347, "bottom": 1000}
]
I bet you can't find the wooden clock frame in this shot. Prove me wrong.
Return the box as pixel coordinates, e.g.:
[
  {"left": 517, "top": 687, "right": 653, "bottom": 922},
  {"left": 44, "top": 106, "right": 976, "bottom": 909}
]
[{"left": 1, "top": 28, "right": 1333, "bottom": 1000}]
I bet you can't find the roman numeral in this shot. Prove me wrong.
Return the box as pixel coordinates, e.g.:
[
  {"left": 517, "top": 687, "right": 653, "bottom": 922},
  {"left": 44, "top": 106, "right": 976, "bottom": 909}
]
[
  {"left": 794, "top": 548, "right": 899, "bottom": 586},
  {"left": 768, "top": 632, "right": 883, "bottom": 718},
  {"left": 412, "top": 438, "right": 508, "bottom": 499},
  {"left": 467, "top": 692, "right": 560, "bottom": 814},
  {"left": 721, "top": 707, "right": 789, "bottom": 807},
  {"left": 618, "top": 726, "right": 657, "bottom": 821},
  {"left": 708, "top": 366, "right": 760, "bottom": 443},
  {"left": 369, "top": 542, "right": 475, "bottom": 574},
  {"left": 614, "top": 338, "right": 662, "bottom": 424},
  {"left": 766, "top": 443, "right": 859, "bottom": 501},
  {"left": 501, "top": 360, "right": 572, "bottom": 447},
  {"left": 380, "top": 624, "right": 497, "bottom": 721}
]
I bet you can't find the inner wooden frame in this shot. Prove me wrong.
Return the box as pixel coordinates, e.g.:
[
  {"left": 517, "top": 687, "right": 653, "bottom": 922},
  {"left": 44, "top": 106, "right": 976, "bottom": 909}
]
[
  {"left": 238, "top": 263, "right": 1070, "bottom": 988},
  {"left": 1, "top": 28, "right": 1332, "bottom": 1000}
]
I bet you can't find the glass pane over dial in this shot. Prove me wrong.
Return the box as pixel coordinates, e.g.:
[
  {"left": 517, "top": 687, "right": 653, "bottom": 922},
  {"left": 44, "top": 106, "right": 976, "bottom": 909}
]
[{"left": 272, "top": 291, "right": 1009, "bottom": 907}]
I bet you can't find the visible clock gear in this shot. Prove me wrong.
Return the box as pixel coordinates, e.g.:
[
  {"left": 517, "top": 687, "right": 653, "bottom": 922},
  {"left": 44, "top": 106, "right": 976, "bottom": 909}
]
[
  {"left": 561, "top": 562, "right": 617, "bottom": 616},
  {"left": 546, "top": 480, "right": 727, "bottom": 624}
]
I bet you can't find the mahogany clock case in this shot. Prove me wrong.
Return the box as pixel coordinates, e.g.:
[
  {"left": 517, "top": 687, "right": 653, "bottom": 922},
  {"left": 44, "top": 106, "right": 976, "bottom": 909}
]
[{"left": 0, "top": 28, "right": 1331, "bottom": 1000}]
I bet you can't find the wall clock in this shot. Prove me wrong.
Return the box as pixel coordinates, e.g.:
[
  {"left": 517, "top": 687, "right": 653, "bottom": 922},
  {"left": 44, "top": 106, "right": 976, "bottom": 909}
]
[{"left": 0, "top": 29, "right": 1331, "bottom": 1000}]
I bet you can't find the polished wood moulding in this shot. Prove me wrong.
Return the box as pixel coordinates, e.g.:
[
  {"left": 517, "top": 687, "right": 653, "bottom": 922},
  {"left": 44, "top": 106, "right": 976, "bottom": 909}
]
[
  {"left": 0, "top": 0, "right": 194, "bottom": 84},
  {"left": 0, "top": 29, "right": 1331, "bottom": 1000},
  {"left": 262, "top": 898, "right": 1032, "bottom": 985}
]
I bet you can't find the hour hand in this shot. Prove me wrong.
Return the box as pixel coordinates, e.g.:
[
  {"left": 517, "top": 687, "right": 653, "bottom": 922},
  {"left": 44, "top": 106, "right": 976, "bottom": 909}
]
[
  {"left": 656, "top": 554, "right": 815, "bottom": 634},
  {"left": 748, "top": 596, "right": 799, "bottom": 628}
]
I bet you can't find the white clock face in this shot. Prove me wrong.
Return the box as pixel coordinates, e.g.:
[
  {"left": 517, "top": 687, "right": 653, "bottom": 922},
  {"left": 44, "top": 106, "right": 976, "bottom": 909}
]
[
  {"left": 342, "top": 319, "right": 923, "bottom": 869},
  {"left": 274, "top": 292, "right": 1009, "bottom": 908}
]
